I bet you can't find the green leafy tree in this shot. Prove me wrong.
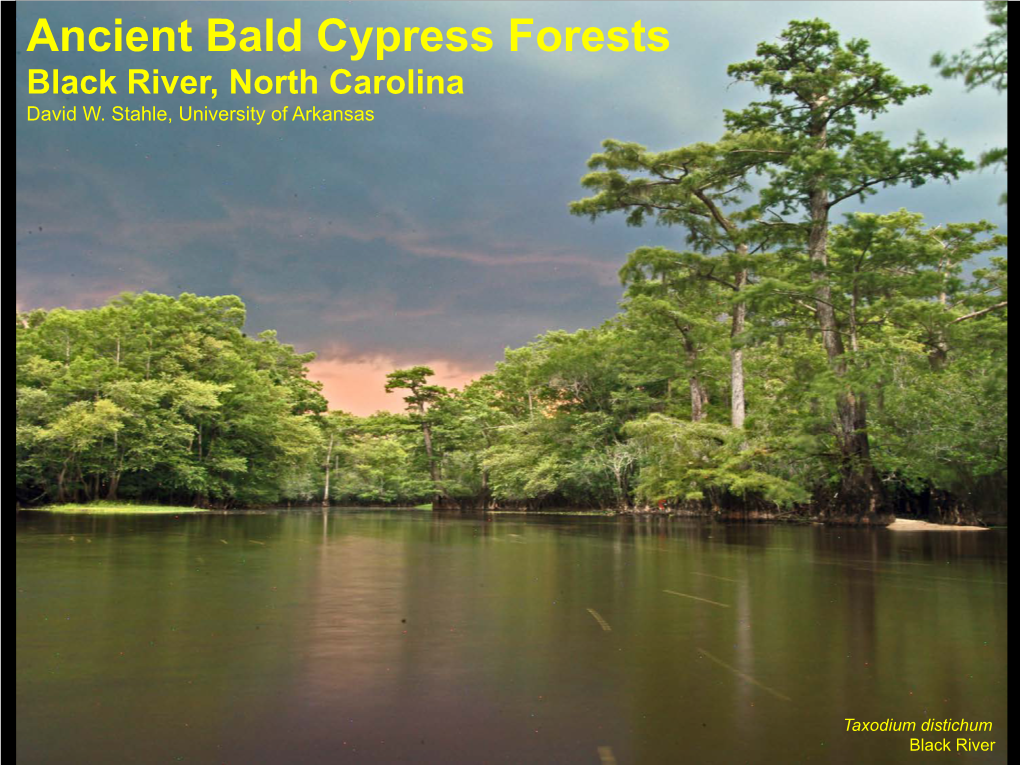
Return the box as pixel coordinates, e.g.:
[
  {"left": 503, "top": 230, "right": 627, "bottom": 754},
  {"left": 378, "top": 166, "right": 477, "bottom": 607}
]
[
  {"left": 571, "top": 135, "right": 782, "bottom": 428},
  {"left": 16, "top": 293, "right": 324, "bottom": 507},
  {"left": 385, "top": 366, "right": 450, "bottom": 503},
  {"left": 625, "top": 415, "right": 809, "bottom": 510},
  {"left": 726, "top": 19, "right": 973, "bottom": 512},
  {"left": 618, "top": 248, "right": 731, "bottom": 423}
]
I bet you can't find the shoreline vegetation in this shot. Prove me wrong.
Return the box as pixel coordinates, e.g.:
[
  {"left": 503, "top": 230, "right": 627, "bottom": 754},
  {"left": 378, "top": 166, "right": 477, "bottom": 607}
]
[
  {"left": 16, "top": 503, "right": 995, "bottom": 530},
  {"left": 28, "top": 502, "right": 211, "bottom": 515},
  {"left": 16, "top": 17, "right": 1007, "bottom": 528}
]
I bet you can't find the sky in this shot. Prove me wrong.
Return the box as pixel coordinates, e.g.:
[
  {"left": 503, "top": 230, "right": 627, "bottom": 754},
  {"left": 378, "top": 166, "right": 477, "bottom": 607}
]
[{"left": 15, "top": 1, "right": 1007, "bottom": 415}]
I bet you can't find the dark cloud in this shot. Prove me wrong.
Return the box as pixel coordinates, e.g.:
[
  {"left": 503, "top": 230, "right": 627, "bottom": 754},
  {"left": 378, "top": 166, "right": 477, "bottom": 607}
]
[{"left": 17, "top": 1, "right": 1007, "bottom": 376}]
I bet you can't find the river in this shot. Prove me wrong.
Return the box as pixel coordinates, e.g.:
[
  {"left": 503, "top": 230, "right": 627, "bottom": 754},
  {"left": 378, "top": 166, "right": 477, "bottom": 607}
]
[{"left": 15, "top": 510, "right": 1008, "bottom": 764}]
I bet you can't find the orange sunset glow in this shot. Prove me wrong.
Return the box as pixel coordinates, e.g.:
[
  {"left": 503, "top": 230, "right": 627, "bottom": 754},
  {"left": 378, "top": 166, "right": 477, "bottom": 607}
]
[{"left": 307, "top": 355, "right": 489, "bottom": 416}]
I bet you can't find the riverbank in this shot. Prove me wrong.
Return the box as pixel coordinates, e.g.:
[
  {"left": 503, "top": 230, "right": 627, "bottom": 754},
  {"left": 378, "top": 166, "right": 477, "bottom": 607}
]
[
  {"left": 27, "top": 503, "right": 211, "bottom": 515},
  {"left": 611, "top": 506, "right": 1001, "bottom": 528},
  {"left": 18, "top": 503, "right": 1002, "bottom": 528}
]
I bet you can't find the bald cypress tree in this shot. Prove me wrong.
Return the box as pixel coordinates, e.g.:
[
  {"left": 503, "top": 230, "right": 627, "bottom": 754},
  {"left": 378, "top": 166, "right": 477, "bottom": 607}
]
[
  {"left": 571, "top": 134, "right": 779, "bottom": 429},
  {"left": 725, "top": 19, "right": 973, "bottom": 514},
  {"left": 385, "top": 366, "right": 449, "bottom": 504}
]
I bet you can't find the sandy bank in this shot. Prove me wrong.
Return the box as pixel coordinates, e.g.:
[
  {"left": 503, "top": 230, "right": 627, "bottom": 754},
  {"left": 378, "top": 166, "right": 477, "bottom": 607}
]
[{"left": 887, "top": 518, "right": 989, "bottom": 532}]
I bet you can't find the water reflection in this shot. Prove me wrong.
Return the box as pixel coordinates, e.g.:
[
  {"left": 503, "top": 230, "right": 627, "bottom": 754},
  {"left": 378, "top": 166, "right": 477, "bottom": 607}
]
[{"left": 17, "top": 511, "right": 1007, "bottom": 764}]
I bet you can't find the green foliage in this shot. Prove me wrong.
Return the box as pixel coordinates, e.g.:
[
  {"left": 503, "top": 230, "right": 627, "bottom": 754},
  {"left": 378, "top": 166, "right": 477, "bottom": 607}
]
[
  {"left": 36, "top": 502, "right": 211, "bottom": 514},
  {"left": 932, "top": 1, "right": 1008, "bottom": 201},
  {"left": 333, "top": 431, "right": 433, "bottom": 504},
  {"left": 385, "top": 366, "right": 449, "bottom": 413},
  {"left": 871, "top": 354, "right": 1007, "bottom": 492},
  {"left": 725, "top": 19, "right": 973, "bottom": 218},
  {"left": 16, "top": 293, "right": 325, "bottom": 507},
  {"left": 625, "top": 416, "right": 809, "bottom": 507},
  {"left": 932, "top": 2, "right": 1008, "bottom": 93}
]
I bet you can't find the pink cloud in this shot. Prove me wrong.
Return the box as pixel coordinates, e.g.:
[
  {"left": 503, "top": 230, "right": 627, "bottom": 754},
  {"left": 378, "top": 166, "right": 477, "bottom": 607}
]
[
  {"left": 307, "top": 354, "right": 491, "bottom": 416},
  {"left": 16, "top": 267, "right": 169, "bottom": 313}
]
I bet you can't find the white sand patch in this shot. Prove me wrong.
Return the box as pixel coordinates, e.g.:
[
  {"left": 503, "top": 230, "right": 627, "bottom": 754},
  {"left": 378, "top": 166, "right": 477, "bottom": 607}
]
[{"left": 887, "top": 518, "right": 989, "bottom": 532}]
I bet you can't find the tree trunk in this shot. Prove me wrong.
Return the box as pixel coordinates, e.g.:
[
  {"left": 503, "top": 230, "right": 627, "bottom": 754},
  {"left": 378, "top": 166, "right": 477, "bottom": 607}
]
[
  {"left": 731, "top": 268, "right": 748, "bottom": 429},
  {"left": 928, "top": 340, "right": 949, "bottom": 371},
  {"left": 57, "top": 461, "right": 70, "bottom": 503},
  {"left": 420, "top": 415, "right": 442, "bottom": 503},
  {"left": 322, "top": 434, "right": 334, "bottom": 508},
  {"left": 78, "top": 463, "right": 91, "bottom": 502},
  {"left": 807, "top": 118, "right": 881, "bottom": 514},
  {"left": 107, "top": 472, "right": 121, "bottom": 502},
  {"left": 690, "top": 376, "right": 710, "bottom": 423},
  {"left": 682, "top": 331, "right": 709, "bottom": 422}
]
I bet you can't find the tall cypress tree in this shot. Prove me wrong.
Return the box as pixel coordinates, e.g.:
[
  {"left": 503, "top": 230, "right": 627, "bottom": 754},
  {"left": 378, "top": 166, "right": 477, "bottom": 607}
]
[
  {"left": 571, "top": 135, "right": 778, "bottom": 429},
  {"left": 725, "top": 20, "right": 973, "bottom": 514}
]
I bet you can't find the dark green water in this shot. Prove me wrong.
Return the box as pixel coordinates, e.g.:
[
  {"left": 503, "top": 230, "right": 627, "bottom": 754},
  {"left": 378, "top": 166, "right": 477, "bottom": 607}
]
[{"left": 16, "top": 511, "right": 1007, "bottom": 764}]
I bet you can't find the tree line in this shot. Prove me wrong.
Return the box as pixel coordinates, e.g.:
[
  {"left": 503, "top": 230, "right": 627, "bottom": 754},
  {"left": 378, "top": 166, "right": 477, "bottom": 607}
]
[{"left": 16, "top": 14, "right": 1007, "bottom": 521}]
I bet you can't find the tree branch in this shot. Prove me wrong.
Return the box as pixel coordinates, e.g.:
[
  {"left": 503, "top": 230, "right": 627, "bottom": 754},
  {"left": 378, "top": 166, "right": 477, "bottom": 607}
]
[{"left": 950, "top": 300, "right": 1008, "bottom": 324}]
